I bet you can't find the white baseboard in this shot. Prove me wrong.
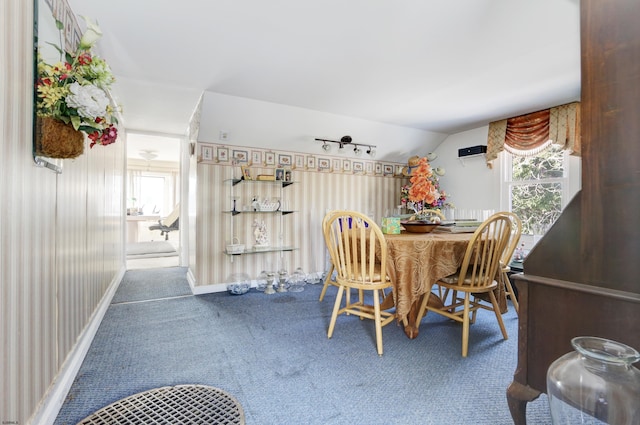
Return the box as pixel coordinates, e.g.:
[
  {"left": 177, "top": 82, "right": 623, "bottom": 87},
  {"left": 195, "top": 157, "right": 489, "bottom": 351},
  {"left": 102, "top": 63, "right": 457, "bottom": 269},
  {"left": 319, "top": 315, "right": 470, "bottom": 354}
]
[
  {"left": 29, "top": 266, "right": 126, "bottom": 425},
  {"left": 186, "top": 267, "right": 227, "bottom": 294}
]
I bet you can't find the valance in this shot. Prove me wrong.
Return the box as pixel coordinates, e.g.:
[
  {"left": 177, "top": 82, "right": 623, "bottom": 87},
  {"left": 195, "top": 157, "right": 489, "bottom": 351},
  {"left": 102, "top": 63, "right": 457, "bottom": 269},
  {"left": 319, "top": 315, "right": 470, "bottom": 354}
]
[{"left": 486, "top": 102, "right": 581, "bottom": 168}]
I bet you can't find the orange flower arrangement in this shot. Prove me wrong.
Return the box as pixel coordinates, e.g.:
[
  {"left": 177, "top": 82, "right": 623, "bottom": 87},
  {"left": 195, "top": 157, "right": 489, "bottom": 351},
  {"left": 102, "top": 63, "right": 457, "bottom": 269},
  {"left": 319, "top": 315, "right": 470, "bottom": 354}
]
[{"left": 408, "top": 157, "right": 438, "bottom": 207}]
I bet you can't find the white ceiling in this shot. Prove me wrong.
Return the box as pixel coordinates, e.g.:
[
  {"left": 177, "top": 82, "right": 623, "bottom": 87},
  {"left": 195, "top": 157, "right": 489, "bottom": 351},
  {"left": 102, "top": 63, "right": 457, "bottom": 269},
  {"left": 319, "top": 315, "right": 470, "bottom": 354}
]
[{"left": 65, "top": 0, "right": 581, "bottom": 161}]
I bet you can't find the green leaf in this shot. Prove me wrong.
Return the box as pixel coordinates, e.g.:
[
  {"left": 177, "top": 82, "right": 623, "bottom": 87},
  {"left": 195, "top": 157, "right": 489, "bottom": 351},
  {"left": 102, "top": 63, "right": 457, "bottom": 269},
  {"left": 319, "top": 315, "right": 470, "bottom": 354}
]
[
  {"left": 70, "top": 115, "right": 81, "bottom": 131},
  {"left": 55, "top": 19, "right": 64, "bottom": 31},
  {"left": 45, "top": 41, "right": 63, "bottom": 57}
]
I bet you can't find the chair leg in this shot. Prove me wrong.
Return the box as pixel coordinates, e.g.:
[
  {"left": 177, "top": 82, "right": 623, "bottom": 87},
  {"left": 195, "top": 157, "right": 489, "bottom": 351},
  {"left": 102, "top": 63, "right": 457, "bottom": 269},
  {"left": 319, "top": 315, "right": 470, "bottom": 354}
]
[
  {"left": 502, "top": 271, "right": 519, "bottom": 313},
  {"left": 373, "top": 289, "right": 384, "bottom": 356},
  {"left": 461, "top": 293, "right": 471, "bottom": 357},
  {"left": 318, "top": 264, "right": 335, "bottom": 301},
  {"left": 489, "top": 290, "right": 509, "bottom": 340},
  {"left": 327, "top": 285, "right": 344, "bottom": 339}
]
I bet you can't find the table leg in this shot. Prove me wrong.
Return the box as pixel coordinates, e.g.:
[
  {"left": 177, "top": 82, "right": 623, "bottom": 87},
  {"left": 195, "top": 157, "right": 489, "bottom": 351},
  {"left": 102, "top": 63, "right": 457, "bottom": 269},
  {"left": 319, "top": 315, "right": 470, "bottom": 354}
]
[{"left": 402, "top": 294, "right": 445, "bottom": 339}]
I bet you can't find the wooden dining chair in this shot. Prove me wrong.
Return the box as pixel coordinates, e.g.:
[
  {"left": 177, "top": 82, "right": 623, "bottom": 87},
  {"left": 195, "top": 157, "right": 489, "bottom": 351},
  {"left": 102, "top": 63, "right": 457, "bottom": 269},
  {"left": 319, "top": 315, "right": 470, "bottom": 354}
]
[
  {"left": 498, "top": 212, "right": 522, "bottom": 313},
  {"left": 319, "top": 210, "right": 338, "bottom": 302},
  {"left": 415, "top": 212, "right": 512, "bottom": 357},
  {"left": 323, "top": 210, "right": 396, "bottom": 356}
]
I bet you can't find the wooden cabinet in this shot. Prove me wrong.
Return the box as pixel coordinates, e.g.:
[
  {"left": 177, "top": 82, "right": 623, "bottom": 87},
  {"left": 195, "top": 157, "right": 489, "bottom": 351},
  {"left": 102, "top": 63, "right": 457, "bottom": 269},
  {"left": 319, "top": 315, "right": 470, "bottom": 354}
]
[{"left": 507, "top": 1, "right": 640, "bottom": 423}]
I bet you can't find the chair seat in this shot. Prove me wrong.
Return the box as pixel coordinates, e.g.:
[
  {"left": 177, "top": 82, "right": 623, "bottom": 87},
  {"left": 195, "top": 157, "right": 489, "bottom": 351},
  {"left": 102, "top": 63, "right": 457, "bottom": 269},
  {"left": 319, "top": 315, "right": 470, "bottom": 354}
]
[{"left": 439, "top": 273, "right": 498, "bottom": 292}]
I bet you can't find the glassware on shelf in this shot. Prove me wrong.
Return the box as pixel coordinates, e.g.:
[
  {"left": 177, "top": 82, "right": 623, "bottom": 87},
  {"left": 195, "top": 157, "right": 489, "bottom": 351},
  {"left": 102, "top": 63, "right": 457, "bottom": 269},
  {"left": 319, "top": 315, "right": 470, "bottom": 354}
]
[{"left": 547, "top": 336, "right": 640, "bottom": 425}]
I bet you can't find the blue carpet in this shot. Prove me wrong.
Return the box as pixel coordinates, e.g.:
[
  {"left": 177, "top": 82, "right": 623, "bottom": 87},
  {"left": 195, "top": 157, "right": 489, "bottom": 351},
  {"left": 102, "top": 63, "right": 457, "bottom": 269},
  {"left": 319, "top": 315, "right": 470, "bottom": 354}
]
[
  {"left": 111, "top": 267, "right": 191, "bottom": 304},
  {"left": 55, "top": 272, "right": 552, "bottom": 425}
]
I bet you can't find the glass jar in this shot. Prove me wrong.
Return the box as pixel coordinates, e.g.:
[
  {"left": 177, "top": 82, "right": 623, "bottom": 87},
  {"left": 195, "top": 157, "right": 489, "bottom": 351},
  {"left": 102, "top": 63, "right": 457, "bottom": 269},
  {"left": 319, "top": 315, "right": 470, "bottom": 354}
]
[{"left": 547, "top": 336, "right": 640, "bottom": 425}]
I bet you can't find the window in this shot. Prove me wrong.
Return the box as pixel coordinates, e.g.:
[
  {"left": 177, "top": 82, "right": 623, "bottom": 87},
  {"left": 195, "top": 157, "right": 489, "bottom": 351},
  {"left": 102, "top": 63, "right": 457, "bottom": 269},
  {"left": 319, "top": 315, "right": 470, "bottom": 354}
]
[
  {"left": 502, "top": 144, "right": 568, "bottom": 236},
  {"left": 140, "top": 176, "right": 165, "bottom": 215}
]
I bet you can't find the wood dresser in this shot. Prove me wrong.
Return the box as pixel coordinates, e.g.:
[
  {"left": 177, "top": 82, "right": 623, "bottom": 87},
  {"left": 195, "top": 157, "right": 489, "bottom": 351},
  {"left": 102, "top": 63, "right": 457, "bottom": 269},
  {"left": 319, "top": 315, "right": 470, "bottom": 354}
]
[{"left": 506, "top": 1, "right": 640, "bottom": 423}]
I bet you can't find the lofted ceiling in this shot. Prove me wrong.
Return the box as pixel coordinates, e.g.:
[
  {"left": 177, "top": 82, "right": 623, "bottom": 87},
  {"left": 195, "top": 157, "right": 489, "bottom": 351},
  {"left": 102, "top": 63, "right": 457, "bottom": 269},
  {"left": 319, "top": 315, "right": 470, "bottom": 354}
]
[{"left": 65, "top": 0, "right": 581, "bottom": 161}]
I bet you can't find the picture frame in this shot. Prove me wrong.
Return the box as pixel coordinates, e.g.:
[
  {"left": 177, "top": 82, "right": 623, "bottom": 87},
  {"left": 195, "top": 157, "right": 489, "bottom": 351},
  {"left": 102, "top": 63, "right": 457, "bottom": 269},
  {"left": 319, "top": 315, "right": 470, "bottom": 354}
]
[
  {"left": 201, "top": 145, "right": 214, "bottom": 162},
  {"left": 306, "top": 155, "right": 316, "bottom": 170},
  {"left": 278, "top": 153, "right": 292, "bottom": 167},
  {"left": 343, "top": 159, "right": 352, "bottom": 172},
  {"left": 265, "top": 151, "right": 276, "bottom": 166},
  {"left": 241, "top": 165, "right": 252, "bottom": 180},
  {"left": 375, "top": 162, "right": 382, "bottom": 175},
  {"left": 232, "top": 149, "right": 248, "bottom": 163},
  {"left": 318, "top": 158, "right": 330, "bottom": 171},
  {"left": 284, "top": 170, "right": 292, "bottom": 182},
  {"left": 383, "top": 164, "right": 394, "bottom": 176},
  {"left": 251, "top": 150, "right": 262, "bottom": 165},
  {"left": 295, "top": 154, "right": 304, "bottom": 169},
  {"left": 395, "top": 165, "right": 404, "bottom": 176},
  {"left": 353, "top": 161, "right": 364, "bottom": 174},
  {"left": 365, "top": 162, "right": 373, "bottom": 174},
  {"left": 217, "top": 146, "right": 229, "bottom": 162},
  {"left": 332, "top": 159, "right": 341, "bottom": 172},
  {"left": 275, "top": 168, "right": 285, "bottom": 181}
]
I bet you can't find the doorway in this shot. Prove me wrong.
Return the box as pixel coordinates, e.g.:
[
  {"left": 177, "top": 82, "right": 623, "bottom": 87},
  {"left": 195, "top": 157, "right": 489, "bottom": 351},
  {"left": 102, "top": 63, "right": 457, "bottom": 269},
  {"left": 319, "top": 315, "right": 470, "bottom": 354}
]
[{"left": 126, "top": 132, "right": 182, "bottom": 269}]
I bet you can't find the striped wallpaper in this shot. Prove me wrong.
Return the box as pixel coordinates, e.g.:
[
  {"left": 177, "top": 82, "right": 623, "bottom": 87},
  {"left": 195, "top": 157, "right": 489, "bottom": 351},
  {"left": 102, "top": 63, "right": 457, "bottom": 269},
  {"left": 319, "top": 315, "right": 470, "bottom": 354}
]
[
  {"left": 194, "top": 148, "right": 404, "bottom": 288},
  {"left": 1, "top": 1, "right": 125, "bottom": 423}
]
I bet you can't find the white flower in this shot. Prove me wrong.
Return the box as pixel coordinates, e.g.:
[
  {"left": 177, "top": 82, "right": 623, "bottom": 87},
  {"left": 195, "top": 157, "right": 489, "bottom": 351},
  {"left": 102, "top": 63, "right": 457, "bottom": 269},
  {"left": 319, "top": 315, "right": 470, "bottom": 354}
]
[
  {"left": 78, "top": 16, "right": 103, "bottom": 50},
  {"left": 65, "top": 82, "right": 109, "bottom": 120}
]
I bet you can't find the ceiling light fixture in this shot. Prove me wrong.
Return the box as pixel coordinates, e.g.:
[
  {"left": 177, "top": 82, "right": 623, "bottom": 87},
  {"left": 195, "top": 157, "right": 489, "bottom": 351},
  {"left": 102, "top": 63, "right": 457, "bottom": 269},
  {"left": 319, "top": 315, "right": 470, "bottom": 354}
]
[
  {"left": 315, "top": 136, "right": 377, "bottom": 157},
  {"left": 139, "top": 150, "right": 158, "bottom": 161}
]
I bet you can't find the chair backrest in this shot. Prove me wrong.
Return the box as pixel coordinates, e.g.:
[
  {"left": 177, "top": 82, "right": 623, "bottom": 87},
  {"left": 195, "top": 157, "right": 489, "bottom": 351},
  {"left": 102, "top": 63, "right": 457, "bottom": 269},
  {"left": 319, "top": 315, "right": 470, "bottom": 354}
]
[
  {"left": 499, "top": 212, "right": 523, "bottom": 267},
  {"left": 163, "top": 203, "right": 180, "bottom": 227},
  {"left": 323, "top": 211, "right": 387, "bottom": 287},
  {"left": 457, "top": 213, "right": 512, "bottom": 288}
]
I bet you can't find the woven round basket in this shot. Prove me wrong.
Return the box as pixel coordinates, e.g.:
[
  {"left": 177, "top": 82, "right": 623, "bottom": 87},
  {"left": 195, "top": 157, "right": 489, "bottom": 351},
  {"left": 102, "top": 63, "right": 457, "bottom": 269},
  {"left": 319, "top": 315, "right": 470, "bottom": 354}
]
[{"left": 35, "top": 116, "right": 84, "bottom": 159}]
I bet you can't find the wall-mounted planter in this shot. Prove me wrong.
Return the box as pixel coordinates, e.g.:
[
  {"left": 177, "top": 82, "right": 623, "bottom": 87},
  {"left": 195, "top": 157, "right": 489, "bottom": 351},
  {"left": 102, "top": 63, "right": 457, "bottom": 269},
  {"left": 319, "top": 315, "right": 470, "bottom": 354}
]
[{"left": 35, "top": 116, "right": 84, "bottom": 159}]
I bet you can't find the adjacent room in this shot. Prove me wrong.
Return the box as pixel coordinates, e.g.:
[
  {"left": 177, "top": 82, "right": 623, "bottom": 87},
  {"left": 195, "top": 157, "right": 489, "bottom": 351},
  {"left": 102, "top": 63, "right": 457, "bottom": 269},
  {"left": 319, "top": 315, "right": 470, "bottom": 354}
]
[{"left": 3, "top": 1, "right": 639, "bottom": 424}]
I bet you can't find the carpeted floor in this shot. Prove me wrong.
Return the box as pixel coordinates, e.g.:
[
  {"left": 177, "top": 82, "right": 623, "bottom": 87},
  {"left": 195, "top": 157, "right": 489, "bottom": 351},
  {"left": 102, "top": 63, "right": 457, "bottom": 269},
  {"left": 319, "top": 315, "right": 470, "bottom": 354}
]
[
  {"left": 55, "top": 269, "right": 552, "bottom": 425},
  {"left": 126, "top": 241, "right": 178, "bottom": 258}
]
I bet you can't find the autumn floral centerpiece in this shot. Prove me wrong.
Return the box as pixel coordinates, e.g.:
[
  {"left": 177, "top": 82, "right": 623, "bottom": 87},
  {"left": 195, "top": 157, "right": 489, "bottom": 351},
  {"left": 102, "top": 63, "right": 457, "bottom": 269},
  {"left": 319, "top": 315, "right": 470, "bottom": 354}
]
[
  {"left": 401, "top": 156, "right": 449, "bottom": 223},
  {"left": 35, "top": 16, "right": 118, "bottom": 158}
]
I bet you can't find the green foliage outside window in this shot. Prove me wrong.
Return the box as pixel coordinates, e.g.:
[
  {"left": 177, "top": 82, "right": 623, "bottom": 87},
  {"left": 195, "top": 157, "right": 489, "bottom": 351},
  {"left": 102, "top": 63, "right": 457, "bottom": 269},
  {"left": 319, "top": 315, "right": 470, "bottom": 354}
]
[{"left": 510, "top": 144, "right": 564, "bottom": 235}]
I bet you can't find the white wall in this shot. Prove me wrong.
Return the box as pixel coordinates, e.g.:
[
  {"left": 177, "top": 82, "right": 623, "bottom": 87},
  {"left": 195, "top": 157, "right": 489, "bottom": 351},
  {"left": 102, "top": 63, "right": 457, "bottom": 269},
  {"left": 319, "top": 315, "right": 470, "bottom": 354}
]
[
  {"left": 431, "top": 126, "right": 501, "bottom": 213},
  {"left": 198, "top": 91, "right": 448, "bottom": 163}
]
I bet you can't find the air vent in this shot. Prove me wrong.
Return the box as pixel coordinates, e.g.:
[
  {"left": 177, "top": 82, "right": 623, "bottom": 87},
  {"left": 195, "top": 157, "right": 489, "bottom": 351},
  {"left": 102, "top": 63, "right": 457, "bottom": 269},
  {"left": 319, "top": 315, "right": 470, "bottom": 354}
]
[{"left": 458, "top": 145, "right": 487, "bottom": 157}]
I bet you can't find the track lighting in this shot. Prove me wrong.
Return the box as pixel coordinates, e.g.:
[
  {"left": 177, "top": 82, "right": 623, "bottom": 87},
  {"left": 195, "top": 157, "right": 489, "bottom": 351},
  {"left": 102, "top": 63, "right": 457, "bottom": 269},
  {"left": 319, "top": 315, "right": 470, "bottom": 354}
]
[{"left": 315, "top": 137, "right": 376, "bottom": 157}]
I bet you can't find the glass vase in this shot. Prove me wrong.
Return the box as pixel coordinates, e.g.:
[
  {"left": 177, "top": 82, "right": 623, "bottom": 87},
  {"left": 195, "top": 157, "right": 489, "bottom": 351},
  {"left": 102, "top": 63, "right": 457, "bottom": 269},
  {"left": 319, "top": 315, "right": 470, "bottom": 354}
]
[{"left": 546, "top": 336, "right": 640, "bottom": 425}]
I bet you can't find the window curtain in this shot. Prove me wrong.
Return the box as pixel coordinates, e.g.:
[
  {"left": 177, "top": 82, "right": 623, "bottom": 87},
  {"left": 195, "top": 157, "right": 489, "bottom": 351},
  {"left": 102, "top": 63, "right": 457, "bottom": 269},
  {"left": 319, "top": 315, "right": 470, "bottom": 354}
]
[
  {"left": 127, "top": 169, "right": 142, "bottom": 209},
  {"left": 486, "top": 102, "right": 581, "bottom": 168}
]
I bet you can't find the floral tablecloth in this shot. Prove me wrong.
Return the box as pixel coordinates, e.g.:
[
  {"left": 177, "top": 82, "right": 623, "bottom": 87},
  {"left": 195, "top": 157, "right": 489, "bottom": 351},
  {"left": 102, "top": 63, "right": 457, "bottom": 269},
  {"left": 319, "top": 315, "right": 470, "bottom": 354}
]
[{"left": 383, "top": 231, "right": 507, "bottom": 338}]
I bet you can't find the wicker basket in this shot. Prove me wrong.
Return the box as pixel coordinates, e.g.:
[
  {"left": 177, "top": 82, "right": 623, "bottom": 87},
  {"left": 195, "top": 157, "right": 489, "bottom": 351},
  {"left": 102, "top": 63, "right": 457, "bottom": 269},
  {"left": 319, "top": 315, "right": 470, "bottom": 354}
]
[
  {"left": 35, "top": 116, "right": 84, "bottom": 159},
  {"left": 226, "top": 238, "right": 245, "bottom": 254}
]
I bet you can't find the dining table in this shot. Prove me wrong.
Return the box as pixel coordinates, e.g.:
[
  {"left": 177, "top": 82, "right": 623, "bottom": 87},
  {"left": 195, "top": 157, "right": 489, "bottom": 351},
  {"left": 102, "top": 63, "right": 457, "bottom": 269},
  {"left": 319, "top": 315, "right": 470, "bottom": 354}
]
[{"left": 379, "top": 229, "right": 508, "bottom": 339}]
